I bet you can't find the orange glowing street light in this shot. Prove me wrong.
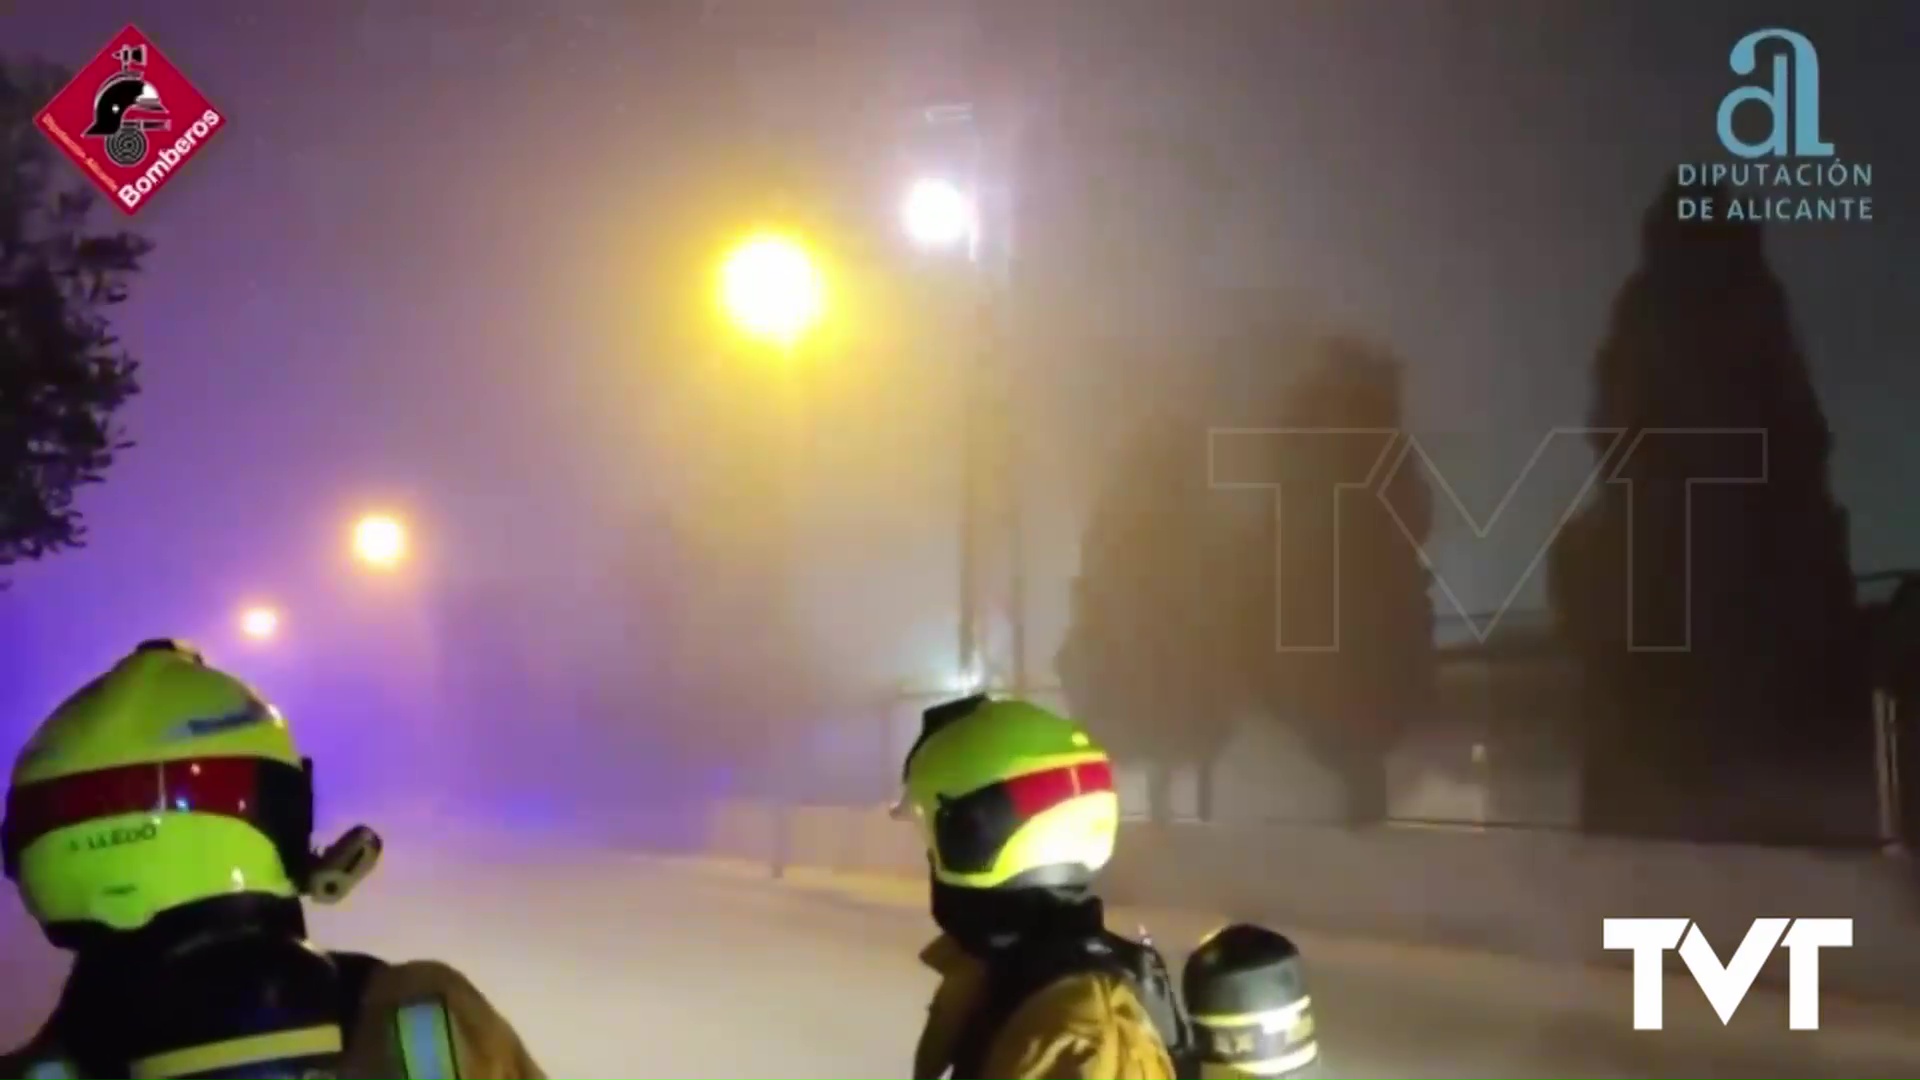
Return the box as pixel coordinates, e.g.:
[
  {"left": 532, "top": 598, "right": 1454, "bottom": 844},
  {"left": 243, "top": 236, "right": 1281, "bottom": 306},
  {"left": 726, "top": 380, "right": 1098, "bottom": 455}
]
[
  {"left": 717, "top": 232, "right": 826, "bottom": 350},
  {"left": 350, "top": 513, "right": 409, "bottom": 571}
]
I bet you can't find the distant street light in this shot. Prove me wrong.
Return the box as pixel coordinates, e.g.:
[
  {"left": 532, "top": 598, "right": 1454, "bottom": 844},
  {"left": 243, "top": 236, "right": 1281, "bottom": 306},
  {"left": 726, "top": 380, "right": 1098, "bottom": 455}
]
[
  {"left": 718, "top": 232, "right": 826, "bottom": 350},
  {"left": 351, "top": 513, "right": 409, "bottom": 571},
  {"left": 901, "top": 177, "right": 977, "bottom": 252},
  {"left": 238, "top": 605, "right": 280, "bottom": 642}
]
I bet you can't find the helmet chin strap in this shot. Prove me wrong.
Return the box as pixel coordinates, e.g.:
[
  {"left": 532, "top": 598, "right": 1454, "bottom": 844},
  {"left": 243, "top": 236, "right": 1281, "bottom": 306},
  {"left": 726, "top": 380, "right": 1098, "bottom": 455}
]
[{"left": 303, "top": 825, "right": 383, "bottom": 905}]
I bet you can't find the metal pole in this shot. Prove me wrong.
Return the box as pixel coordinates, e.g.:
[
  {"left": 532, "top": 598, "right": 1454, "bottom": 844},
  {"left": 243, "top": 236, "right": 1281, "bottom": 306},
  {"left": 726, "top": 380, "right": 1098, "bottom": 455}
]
[
  {"left": 927, "top": 99, "right": 1025, "bottom": 703},
  {"left": 958, "top": 320, "right": 979, "bottom": 693},
  {"left": 997, "top": 111, "right": 1029, "bottom": 702},
  {"left": 1875, "top": 688, "right": 1902, "bottom": 850},
  {"left": 926, "top": 103, "right": 984, "bottom": 697},
  {"left": 769, "top": 342, "right": 802, "bottom": 880},
  {"left": 979, "top": 106, "right": 1027, "bottom": 702}
]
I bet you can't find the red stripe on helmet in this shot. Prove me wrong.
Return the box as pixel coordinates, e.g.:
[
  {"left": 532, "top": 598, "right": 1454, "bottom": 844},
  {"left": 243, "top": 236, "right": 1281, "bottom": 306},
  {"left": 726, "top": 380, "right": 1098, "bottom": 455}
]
[
  {"left": 2, "top": 757, "right": 263, "bottom": 861},
  {"left": 1002, "top": 759, "right": 1115, "bottom": 819},
  {"left": 1076, "top": 760, "right": 1114, "bottom": 795}
]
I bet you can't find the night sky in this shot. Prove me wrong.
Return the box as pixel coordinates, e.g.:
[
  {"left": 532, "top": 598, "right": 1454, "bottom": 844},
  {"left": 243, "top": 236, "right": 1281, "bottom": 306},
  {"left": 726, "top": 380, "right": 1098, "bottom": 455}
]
[{"left": 2, "top": 1, "right": 1916, "bottom": 719}]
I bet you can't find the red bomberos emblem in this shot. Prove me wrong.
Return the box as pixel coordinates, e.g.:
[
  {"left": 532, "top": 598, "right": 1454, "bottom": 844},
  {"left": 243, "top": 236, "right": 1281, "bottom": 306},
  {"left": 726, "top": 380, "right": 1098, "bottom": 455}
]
[{"left": 35, "top": 25, "right": 228, "bottom": 216}]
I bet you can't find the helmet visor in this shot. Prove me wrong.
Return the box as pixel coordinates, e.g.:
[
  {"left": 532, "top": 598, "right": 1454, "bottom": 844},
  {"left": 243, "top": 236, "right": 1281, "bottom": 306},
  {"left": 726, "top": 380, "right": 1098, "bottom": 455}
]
[
  {"left": 933, "top": 759, "right": 1114, "bottom": 875},
  {"left": 1, "top": 756, "right": 312, "bottom": 880}
]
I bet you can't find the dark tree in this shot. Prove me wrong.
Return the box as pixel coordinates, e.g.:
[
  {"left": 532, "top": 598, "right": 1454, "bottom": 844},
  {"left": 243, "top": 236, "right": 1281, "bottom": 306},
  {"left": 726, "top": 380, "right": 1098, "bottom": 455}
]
[
  {"left": 0, "top": 60, "right": 148, "bottom": 580},
  {"left": 1548, "top": 178, "right": 1872, "bottom": 843},
  {"left": 1246, "top": 336, "right": 1433, "bottom": 826},
  {"left": 1057, "top": 410, "right": 1247, "bottom": 823}
]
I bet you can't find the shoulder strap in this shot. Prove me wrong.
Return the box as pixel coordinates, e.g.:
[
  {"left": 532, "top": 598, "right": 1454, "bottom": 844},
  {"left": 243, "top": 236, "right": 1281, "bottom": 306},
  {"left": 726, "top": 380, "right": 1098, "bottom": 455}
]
[
  {"left": 1093, "top": 932, "right": 1198, "bottom": 1080},
  {"left": 329, "top": 952, "right": 390, "bottom": 1031}
]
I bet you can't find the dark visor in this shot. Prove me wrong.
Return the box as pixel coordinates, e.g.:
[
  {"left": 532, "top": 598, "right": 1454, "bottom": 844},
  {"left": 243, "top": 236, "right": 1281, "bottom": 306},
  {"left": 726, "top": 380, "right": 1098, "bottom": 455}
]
[
  {"left": 934, "top": 759, "right": 1114, "bottom": 875},
  {"left": 1, "top": 756, "right": 312, "bottom": 880}
]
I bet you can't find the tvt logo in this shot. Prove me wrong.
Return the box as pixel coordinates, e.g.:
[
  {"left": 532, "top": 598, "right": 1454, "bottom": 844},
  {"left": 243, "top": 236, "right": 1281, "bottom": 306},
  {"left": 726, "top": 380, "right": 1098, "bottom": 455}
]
[{"left": 1717, "top": 29, "right": 1834, "bottom": 160}]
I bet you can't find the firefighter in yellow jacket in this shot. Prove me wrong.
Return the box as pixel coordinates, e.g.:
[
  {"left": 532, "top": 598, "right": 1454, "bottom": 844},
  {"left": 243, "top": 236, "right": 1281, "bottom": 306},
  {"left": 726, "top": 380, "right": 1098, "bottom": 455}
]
[
  {"left": 0, "top": 639, "right": 545, "bottom": 1079},
  {"left": 898, "top": 694, "right": 1192, "bottom": 1080}
]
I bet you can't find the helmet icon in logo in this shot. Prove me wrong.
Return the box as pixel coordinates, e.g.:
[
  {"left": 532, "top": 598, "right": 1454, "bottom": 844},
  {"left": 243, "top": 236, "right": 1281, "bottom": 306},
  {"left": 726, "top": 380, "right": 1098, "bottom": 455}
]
[{"left": 83, "top": 44, "right": 171, "bottom": 167}]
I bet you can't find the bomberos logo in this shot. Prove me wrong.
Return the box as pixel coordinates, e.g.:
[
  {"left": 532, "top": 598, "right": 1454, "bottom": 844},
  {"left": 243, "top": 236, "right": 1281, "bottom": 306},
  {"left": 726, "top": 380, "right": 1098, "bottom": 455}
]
[{"left": 35, "top": 24, "right": 229, "bottom": 217}]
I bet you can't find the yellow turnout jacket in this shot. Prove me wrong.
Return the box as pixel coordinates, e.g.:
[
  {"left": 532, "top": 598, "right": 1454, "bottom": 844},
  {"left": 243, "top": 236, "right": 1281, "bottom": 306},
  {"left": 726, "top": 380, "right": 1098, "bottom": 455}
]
[{"left": 912, "top": 935, "right": 1177, "bottom": 1080}]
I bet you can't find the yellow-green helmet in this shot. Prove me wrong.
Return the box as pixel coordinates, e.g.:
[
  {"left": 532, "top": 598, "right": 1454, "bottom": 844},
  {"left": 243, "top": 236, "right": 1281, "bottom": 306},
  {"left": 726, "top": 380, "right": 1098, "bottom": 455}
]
[
  {"left": 1, "top": 640, "right": 316, "bottom": 943},
  {"left": 899, "top": 695, "right": 1119, "bottom": 889}
]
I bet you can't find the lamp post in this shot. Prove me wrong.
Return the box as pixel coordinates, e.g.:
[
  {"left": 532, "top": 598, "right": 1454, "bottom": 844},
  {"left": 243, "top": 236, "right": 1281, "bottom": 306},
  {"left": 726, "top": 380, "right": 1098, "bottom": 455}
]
[
  {"left": 903, "top": 101, "right": 1028, "bottom": 702},
  {"left": 717, "top": 230, "right": 827, "bottom": 879}
]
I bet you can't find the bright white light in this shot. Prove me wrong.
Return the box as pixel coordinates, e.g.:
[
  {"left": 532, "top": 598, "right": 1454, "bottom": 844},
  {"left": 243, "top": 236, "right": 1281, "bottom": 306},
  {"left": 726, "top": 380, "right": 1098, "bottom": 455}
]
[
  {"left": 351, "top": 514, "right": 408, "bottom": 570},
  {"left": 946, "top": 658, "right": 985, "bottom": 695},
  {"left": 901, "top": 178, "right": 976, "bottom": 250},
  {"left": 239, "top": 606, "right": 280, "bottom": 641}
]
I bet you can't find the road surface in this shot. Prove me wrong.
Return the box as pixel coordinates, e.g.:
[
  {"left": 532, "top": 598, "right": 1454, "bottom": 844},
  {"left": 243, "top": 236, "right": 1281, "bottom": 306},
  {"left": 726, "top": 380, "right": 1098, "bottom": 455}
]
[{"left": 6, "top": 828, "right": 1920, "bottom": 1078}]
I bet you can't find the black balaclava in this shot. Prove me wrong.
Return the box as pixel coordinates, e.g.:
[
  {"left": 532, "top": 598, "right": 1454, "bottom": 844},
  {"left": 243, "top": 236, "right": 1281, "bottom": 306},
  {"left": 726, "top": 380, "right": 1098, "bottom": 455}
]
[
  {"left": 931, "top": 869, "right": 1106, "bottom": 957},
  {"left": 50, "top": 895, "right": 335, "bottom": 1076}
]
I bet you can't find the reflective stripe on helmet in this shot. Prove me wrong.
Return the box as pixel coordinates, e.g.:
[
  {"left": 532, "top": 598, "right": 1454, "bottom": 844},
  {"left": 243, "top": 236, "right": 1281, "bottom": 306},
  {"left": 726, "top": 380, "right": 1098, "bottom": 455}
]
[{"left": 395, "top": 999, "right": 460, "bottom": 1079}]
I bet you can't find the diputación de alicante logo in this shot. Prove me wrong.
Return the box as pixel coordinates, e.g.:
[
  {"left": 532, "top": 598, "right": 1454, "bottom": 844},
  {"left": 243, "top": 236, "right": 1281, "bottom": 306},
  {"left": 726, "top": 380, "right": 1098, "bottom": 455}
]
[
  {"left": 36, "top": 24, "right": 227, "bottom": 217},
  {"left": 1674, "top": 28, "right": 1874, "bottom": 224}
]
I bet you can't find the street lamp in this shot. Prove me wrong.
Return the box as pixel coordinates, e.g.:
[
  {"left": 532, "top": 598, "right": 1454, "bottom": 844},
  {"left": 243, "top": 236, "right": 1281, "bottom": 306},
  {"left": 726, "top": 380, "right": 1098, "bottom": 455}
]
[
  {"left": 901, "top": 102, "right": 1028, "bottom": 701},
  {"left": 901, "top": 177, "right": 977, "bottom": 252},
  {"left": 351, "top": 513, "right": 409, "bottom": 571},
  {"left": 238, "top": 605, "right": 280, "bottom": 642},
  {"left": 718, "top": 232, "right": 826, "bottom": 350},
  {"left": 715, "top": 231, "right": 828, "bottom": 879}
]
